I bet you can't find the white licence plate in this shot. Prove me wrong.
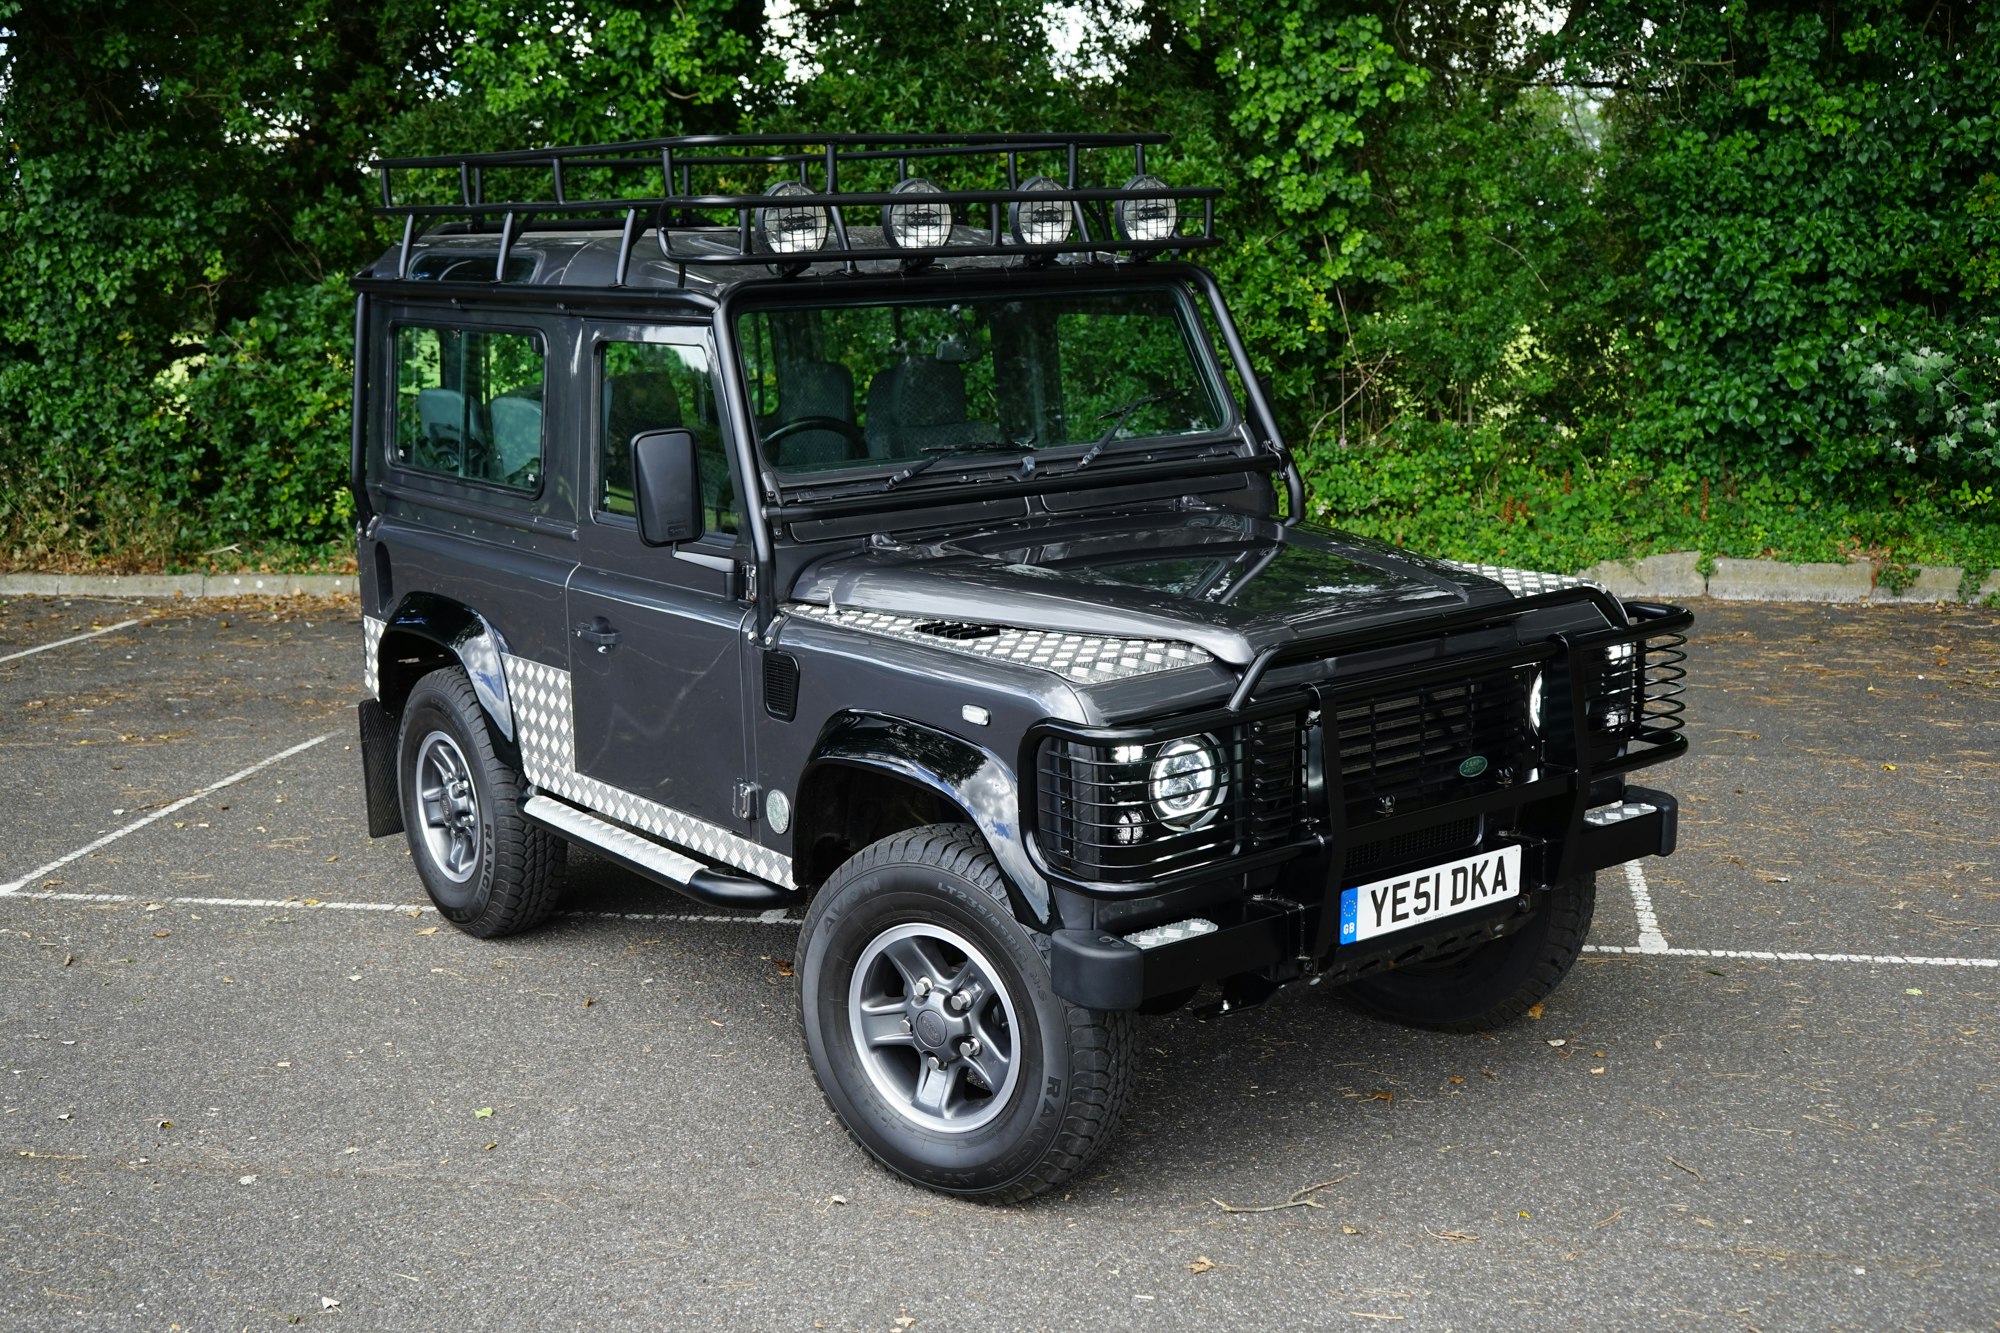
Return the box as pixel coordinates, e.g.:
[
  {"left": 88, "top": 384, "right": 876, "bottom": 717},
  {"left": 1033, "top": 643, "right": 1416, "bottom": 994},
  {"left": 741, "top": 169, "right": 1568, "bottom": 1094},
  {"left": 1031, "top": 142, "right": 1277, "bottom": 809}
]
[{"left": 1339, "top": 845, "right": 1522, "bottom": 946}]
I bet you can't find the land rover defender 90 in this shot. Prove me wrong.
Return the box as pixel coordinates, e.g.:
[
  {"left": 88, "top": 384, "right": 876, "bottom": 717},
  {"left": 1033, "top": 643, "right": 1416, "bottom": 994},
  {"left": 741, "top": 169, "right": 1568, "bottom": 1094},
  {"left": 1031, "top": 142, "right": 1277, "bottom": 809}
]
[{"left": 351, "top": 133, "right": 1691, "bottom": 1202}]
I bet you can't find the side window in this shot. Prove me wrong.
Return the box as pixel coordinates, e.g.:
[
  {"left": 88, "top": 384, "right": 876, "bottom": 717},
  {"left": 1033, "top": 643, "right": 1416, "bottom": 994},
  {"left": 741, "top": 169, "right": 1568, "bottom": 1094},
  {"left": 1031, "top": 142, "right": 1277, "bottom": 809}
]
[
  {"left": 394, "top": 326, "right": 545, "bottom": 491},
  {"left": 598, "top": 340, "right": 740, "bottom": 536}
]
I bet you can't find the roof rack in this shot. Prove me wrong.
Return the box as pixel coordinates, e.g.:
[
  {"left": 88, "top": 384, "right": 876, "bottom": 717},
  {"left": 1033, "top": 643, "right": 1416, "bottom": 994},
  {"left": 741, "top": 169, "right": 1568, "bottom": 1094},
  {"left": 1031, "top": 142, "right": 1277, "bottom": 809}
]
[{"left": 370, "top": 133, "right": 1223, "bottom": 286}]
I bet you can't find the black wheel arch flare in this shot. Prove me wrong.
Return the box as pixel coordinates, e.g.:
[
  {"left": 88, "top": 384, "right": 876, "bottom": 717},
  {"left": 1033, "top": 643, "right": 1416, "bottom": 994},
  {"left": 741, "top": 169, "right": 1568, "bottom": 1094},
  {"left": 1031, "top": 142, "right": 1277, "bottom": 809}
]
[
  {"left": 374, "top": 591, "right": 520, "bottom": 764},
  {"left": 795, "top": 711, "right": 1053, "bottom": 930}
]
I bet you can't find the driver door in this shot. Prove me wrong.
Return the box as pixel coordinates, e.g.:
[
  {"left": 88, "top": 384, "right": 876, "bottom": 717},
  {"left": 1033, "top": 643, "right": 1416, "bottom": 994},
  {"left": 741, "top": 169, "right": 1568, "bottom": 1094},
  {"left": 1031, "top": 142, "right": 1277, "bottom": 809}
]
[{"left": 565, "top": 321, "right": 755, "bottom": 839}]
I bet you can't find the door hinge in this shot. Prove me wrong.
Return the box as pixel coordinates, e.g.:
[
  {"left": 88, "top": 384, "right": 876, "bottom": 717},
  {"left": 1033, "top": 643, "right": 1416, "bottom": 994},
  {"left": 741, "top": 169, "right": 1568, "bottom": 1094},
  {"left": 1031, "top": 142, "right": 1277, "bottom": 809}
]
[
  {"left": 739, "top": 562, "right": 758, "bottom": 602},
  {"left": 734, "top": 780, "right": 760, "bottom": 821}
]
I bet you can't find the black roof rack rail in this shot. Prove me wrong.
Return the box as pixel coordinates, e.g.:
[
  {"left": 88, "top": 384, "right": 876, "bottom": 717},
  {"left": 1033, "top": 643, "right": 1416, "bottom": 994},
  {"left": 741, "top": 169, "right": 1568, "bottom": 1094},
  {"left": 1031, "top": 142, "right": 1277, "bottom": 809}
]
[{"left": 369, "top": 133, "right": 1223, "bottom": 286}]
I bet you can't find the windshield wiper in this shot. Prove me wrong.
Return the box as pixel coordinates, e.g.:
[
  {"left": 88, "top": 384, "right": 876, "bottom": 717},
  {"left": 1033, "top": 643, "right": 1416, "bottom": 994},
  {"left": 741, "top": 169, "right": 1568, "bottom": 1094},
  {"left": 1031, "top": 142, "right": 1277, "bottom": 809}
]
[
  {"left": 1074, "top": 394, "right": 1168, "bottom": 471},
  {"left": 883, "top": 439, "right": 1037, "bottom": 490}
]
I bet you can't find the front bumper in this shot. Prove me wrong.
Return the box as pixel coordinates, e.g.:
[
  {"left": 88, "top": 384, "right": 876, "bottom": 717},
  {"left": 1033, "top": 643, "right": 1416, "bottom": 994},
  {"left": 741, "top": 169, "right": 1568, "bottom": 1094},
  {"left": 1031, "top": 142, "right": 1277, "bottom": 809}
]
[{"left": 1051, "top": 786, "right": 1677, "bottom": 1011}]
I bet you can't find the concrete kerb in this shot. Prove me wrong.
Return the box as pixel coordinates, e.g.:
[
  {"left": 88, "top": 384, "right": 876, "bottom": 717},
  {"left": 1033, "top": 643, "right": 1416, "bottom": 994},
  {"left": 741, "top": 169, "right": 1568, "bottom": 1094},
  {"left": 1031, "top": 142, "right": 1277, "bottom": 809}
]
[
  {"left": 1580, "top": 551, "right": 1999, "bottom": 606},
  {"left": 2, "top": 560, "right": 1997, "bottom": 606},
  {"left": 0, "top": 572, "right": 358, "bottom": 598},
  {"left": 1706, "top": 556, "right": 1875, "bottom": 603}
]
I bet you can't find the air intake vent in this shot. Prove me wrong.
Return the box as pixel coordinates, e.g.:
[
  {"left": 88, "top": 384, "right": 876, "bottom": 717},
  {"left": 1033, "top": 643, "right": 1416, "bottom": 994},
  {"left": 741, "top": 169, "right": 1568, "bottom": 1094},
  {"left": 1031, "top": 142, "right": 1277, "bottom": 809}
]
[
  {"left": 763, "top": 651, "right": 799, "bottom": 722},
  {"left": 912, "top": 620, "right": 1002, "bottom": 641}
]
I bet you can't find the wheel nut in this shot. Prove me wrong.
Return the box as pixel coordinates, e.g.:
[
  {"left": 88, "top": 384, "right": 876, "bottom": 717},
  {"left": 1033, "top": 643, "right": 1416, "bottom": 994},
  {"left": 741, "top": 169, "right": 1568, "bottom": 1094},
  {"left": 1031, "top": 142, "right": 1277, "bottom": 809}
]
[
  {"left": 958, "top": 1038, "right": 980, "bottom": 1058},
  {"left": 913, "top": 977, "right": 933, "bottom": 997},
  {"left": 926, "top": 1054, "right": 943, "bottom": 1071},
  {"left": 947, "top": 991, "right": 970, "bottom": 1012},
  {"left": 899, "top": 1016, "right": 912, "bottom": 1033}
]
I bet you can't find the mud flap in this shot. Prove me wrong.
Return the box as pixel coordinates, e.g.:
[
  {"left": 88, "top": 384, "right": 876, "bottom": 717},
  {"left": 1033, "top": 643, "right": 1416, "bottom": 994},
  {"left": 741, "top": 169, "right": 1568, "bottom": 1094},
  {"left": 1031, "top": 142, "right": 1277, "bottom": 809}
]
[{"left": 359, "top": 698, "right": 404, "bottom": 838}]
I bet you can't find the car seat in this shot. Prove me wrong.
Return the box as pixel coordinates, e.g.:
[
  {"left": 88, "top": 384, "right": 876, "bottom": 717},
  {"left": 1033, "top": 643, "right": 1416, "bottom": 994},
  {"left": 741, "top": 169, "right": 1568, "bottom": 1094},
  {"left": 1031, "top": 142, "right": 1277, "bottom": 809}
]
[{"left": 769, "top": 359, "right": 858, "bottom": 468}]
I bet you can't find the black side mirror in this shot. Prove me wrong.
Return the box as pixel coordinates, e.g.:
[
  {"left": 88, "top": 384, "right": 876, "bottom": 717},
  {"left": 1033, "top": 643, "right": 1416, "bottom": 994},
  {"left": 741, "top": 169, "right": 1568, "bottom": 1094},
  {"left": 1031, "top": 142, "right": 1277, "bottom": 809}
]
[{"left": 630, "top": 429, "right": 704, "bottom": 546}]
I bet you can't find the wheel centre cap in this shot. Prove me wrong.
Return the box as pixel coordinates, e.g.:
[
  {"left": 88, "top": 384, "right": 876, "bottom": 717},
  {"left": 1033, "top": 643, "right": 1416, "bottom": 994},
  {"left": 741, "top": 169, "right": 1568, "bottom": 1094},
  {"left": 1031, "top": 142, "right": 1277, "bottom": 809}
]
[{"left": 914, "top": 1009, "right": 949, "bottom": 1049}]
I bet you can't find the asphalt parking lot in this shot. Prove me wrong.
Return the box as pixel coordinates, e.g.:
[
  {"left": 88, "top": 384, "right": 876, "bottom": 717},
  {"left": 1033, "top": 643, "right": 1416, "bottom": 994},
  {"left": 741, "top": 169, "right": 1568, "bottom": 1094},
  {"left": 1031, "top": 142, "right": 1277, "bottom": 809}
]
[{"left": 2, "top": 592, "right": 1996, "bottom": 1332}]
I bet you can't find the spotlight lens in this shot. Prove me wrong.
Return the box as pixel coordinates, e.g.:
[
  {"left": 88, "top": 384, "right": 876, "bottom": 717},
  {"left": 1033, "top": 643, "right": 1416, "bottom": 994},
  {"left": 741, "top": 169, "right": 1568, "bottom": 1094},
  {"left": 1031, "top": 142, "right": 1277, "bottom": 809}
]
[
  {"left": 884, "top": 177, "right": 952, "bottom": 249},
  {"left": 757, "top": 180, "right": 830, "bottom": 256},
  {"left": 1116, "top": 174, "right": 1178, "bottom": 243},
  {"left": 1010, "top": 176, "right": 1072, "bottom": 247}
]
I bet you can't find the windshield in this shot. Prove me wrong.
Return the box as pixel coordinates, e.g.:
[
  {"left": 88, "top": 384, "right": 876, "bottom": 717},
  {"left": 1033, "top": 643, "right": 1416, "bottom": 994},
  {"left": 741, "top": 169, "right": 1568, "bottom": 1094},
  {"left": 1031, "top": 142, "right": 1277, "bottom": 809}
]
[{"left": 735, "top": 288, "right": 1230, "bottom": 480}]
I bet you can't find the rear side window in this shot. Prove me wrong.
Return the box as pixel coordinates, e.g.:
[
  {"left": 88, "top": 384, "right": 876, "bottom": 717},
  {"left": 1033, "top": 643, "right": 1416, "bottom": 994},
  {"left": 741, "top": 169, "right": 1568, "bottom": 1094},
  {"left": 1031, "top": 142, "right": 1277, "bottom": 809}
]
[
  {"left": 598, "top": 340, "right": 739, "bottom": 536},
  {"left": 394, "top": 326, "right": 546, "bottom": 491}
]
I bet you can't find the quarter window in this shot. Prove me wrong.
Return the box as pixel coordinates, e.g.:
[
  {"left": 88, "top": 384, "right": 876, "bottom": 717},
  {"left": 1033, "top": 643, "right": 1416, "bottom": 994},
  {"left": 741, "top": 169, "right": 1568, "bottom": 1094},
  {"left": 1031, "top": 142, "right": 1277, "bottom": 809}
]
[{"left": 394, "top": 326, "right": 546, "bottom": 491}]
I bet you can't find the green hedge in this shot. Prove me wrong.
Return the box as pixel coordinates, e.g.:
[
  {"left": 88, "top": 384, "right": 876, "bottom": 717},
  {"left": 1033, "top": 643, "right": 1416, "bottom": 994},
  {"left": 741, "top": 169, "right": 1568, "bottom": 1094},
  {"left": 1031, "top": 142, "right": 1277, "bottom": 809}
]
[{"left": 1, "top": 1, "right": 1993, "bottom": 573}]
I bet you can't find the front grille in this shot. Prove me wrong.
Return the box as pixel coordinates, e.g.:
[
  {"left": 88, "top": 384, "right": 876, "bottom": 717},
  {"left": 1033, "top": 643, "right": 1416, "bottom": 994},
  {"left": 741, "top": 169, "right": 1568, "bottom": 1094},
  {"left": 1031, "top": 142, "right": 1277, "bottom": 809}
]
[
  {"left": 1035, "top": 719, "right": 1304, "bottom": 882},
  {"left": 1345, "top": 817, "right": 1481, "bottom": 875},
  {"left": 1330, "top": 666, "right": 1539, "bottom": 830}
]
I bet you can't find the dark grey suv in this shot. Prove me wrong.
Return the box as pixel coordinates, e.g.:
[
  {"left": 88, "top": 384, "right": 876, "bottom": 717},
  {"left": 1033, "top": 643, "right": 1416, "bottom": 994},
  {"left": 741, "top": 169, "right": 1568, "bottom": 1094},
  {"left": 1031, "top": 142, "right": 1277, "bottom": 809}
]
[{"left": 351, "top": 133, "right": 1691, "bottom": 1202}]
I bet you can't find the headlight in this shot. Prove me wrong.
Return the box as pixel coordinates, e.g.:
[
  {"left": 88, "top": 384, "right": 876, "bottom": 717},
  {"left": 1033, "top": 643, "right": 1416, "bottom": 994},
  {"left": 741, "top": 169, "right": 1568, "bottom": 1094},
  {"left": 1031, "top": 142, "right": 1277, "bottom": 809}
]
[
  {"left": 1010, "top": 176, "right": 1072, "bottom": 246},
  {"left": 756, "top": 180, "right": 830, "bottom": 255},
  {"left": 1147, "top": 735, "right": 1227, "bottom": 830},
  {"left": 884, "top": 177, "right": 952, "bottom": 248},
  {"left": 1115, "top": 174, "right": 1178, "bottom": 242}
]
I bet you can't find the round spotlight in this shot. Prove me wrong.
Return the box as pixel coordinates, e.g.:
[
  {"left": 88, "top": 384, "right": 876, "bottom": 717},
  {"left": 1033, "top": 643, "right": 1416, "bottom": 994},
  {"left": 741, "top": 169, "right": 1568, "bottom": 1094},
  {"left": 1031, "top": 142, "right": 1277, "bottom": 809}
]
[
  {"left": 1010, "top": 176, "right": 1072, "bottom": 247},
  {"left": 884, "top": 177, "right": 952, "bottom": 249},
  {"left": 756, "top": 180, "right": 830, "bottom": 256},
  {"left": 1115, "top": 174, "right": 1179, "bottom": 243}
]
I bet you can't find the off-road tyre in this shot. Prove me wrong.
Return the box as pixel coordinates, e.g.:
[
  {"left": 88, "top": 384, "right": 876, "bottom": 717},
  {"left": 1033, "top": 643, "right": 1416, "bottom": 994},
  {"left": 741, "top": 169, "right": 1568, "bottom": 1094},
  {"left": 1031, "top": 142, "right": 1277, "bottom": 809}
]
[
  {"left": 797, "top": 825, "right": 1132, "bottom": 1203},
  {"left": 1341, "top": 873, "right": 1598, "bottom": 1032},
  {"left": 397, "top": 667, "right": 565, "bottom": 937}
]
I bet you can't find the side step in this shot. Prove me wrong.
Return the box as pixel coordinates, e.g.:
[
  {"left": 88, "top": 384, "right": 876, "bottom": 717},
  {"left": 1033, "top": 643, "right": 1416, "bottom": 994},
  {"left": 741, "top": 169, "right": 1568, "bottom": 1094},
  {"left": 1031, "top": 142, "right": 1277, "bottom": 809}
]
[{"left": 521, "top": 795, "right": 794, "bottom": 911}]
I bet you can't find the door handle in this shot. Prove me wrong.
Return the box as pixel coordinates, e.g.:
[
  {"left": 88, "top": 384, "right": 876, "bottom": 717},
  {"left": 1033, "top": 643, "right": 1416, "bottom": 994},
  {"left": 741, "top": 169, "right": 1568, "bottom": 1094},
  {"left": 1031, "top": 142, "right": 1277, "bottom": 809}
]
[{"left": 574, "top": 617, "right": 621, "bottom": 653}]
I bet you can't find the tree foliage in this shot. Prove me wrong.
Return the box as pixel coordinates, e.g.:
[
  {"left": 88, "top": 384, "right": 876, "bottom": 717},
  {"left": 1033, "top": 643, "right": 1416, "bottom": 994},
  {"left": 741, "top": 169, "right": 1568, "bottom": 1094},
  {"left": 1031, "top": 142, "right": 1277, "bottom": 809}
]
[{"left": 0, "top": 0, "right": 1993, "bottom": 569}]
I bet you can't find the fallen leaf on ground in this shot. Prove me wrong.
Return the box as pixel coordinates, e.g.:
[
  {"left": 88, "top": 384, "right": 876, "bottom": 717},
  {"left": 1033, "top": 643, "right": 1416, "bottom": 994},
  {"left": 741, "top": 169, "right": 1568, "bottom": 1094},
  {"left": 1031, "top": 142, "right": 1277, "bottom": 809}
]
[
  {"left": 473, "top": 1107, "right": 493, "bottom": 1119},
  {"left": 1525, "top": 1002, "right": 1544, "bottom": 1020}
]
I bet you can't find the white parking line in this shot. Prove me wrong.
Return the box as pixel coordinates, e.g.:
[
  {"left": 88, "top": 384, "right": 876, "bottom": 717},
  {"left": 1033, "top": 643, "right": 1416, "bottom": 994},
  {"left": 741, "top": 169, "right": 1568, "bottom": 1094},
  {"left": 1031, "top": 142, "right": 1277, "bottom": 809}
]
[
  {"left": 0, "top": 733, "right": 335, "bottom": 895},
  {"left": 1625, "top": 860, "right": 1670, "bottom": 954},
  {"left": 23, "top": 891, "right": 430, "bottom": 913},
  {"left": 1585, "top": 944, "right": 1999, "bottom": 968},
  {"left": 1, "top": 887, "right": 1989, "bottom": 968},
  {"left": 9, "top": 889, "right": 800, "bottom": 928},
  {"left": 0, "top": 617, "right": 146, "bottom": 665}
]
